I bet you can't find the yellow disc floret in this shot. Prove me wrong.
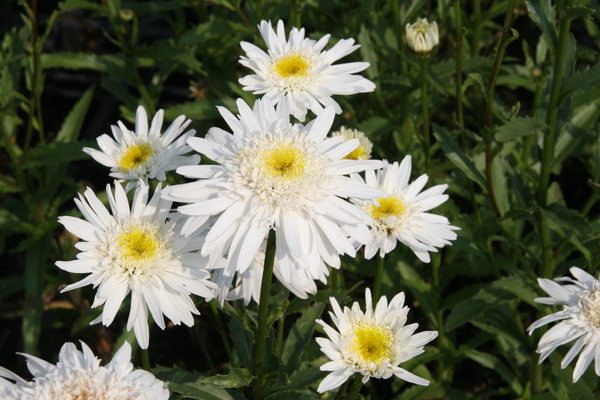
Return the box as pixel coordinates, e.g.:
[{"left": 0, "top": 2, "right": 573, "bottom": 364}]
[
  {"left": 350, "top": 324, "right": 393, "bottom": 365},
  {"left": 370, "top": 197, "right": 406, "bottom": 220},
  {"left": 119, "top": 143, "right": 153, "bottom": 171},
  {"left": 274, "top": 54, "right": 310, "bottom": 78},
  {"left": 118, "top": 226, "right": 159, "bottom": 262},
  {"left": 345, "top": 145, "right": 368, "bottom": 160},
  {"left": 263, "top": 145, "right": 306, "bottom": 180}
]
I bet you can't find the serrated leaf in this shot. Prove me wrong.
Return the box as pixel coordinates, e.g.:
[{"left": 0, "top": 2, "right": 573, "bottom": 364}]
[
  {"left": 445, "top": 285, "right": 513, "bottom": 331},
  {"left": 541, "top": 203, "right": 592, "bottom": 236},
  {"left": 56, "top": 86, "right": 95, "bottom": 143},
  {"left": 494, "top": 116, "right": 546, "bottom": 142},
  {"left": 560, "top": 62, "right": 600, "bottom": 104},
  {"left": 432, "top": 124, "right": 487, "bottom": 191},
  {"left": 564, "top": 6, "right": 595, "bottom": 19},
  {"left": 168, "top": 382, "right": 236, "bottom": 400}
]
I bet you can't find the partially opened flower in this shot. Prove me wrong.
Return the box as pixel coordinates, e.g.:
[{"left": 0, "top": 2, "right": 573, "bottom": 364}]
[
  {"left": 239, "top": 20, "right": 376, "bottom": 121},
  {"left": 163, "top": 98, "right": 384, "bottom": 299},
  {"left": 405, "top": 18, "right": 439, "bottom": 55},
  {"left": 331, "top": 126, "right": 372, "bottom": 160},
  {"left": 56, "top": 181, "right": 216, "bottom": 349},
  {"left": 352, "top": 157, "right": 459, "bottom": 262},
  {"left": 0, "top": 341, "right": 168, "bottom": 399},
  {"left": 316, "top": 288, "right": 438, "bottom": 393},
  {"left": 528, "top": 267, "right": 600, "bottom": 382},
  {"left": 84, "top": 106, "right": 200, "bottom": 191}
]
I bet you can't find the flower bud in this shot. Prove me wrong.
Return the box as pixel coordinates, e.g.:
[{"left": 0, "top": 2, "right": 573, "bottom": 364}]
[{"left": 405, "top": 18, "right": 439, "bottom": 55}]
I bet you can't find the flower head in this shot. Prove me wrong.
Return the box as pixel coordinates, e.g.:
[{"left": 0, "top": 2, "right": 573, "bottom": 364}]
[
  {"left": 56, "top": 181, "right": 216, "bottom": 348},
  {"left": 0, "top": 341, "right": 168, "bottom": 399},
  {"left": 405, "top": 18, "right": 439, "bottom": 55},
  {"left": 331, "top": 126, "right": 372, "bottom": 160},
  {"left": 352, "top": 157, "right": 459, "bottom": 262},
  {"left": 239, "top": 20, "right": 376, "bottom": 121},
  {"left": 163, "top": 98, "right": 384, "bottom": 299},
  {"left": 315, "top": 288, "right": 438, "bottom": 392},
  {"left": 84, "top": 106, "right": 200, "bottom": 192},
  {"left": 528, "top": 267, "right": 600, "bottom": 382}
]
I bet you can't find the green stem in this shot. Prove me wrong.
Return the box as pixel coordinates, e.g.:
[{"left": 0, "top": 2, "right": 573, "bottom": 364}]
[
  {"left": 539, "top": 3, "right": 572, "bottom": 278},
  {"left": 419, "top": 57, "right": 430, "bottom": 171},
  {"left": 454, "top": 0, "right": 466, "bottom": 148},
  {"left": 252, "top": 229, "right": 277, "bottom": 400},
  {"left": 290, "top": 0, "right": 302, "bottom": 28},
  {"left": 471, "top": 0, "right": 481, "bottom": 56},
  {"left": 275, "top": 317, "right": 285, "bottom": 357},
  {"left": 141, "top": 348, "right": 151, "bottom": 371},
  {"left": 346, "top": 375, "right": 363, "bottom": 400},
  {"left": 483, "top": 0, "right": 516, "bottom": 216},
  {"left": 373, "top": 256, "right": 385, "bottom": 300},
  {"left": 210, "top": 301, "right": 235, "bottom": 367}
]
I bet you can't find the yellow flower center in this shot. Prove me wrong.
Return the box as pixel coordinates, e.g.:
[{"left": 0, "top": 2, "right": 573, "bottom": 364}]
[
  {"left": 370, "top": 197, "right": 406, "bottom": 220},
  {"left": 350, "top": 324, "right": 393, "bottom": 364},
  {"left": 274, "top": 54, "right": 310, "bottom": 78},
  {"left": 119, "top": 143, "right": 153, "bottom": 171},
  {"left": 118, "top": 226, "right": 159, "bottom": 262},
  {"left": 344, "top": 145, "right": 367, "bottom": 160},
  {"left": 263, "top": 145, "right": 306, "bottom": 180},
  {"left": 581, "top": 290, "right": 600, "bottom": 329}
]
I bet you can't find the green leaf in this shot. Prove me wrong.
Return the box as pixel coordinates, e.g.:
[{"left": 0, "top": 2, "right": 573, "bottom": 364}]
[
  {"left": 560, "top": 62, "right": 600, "bottom": 104},
  {"left": 58, "top": 0, "right": 103, "bottom": 11},
  {"left": 541, "top": 203, "right": 592, "bottom": 236},
  {"left": 164, "top": 100, "right": 221, "bottom": 122},
  {"left": 56, "top": 86, "right": 95, "bottom": 143},
  {"left": 526, "top": 0, "right": 557, "bottom": 50},
  {"left": 445, "top": 285, "right": 513, "bottom": 331},
  {"left": 431, "top": 124, "right": 487, "bottom": 191},
  {"left": 563, "top": 6, "right": 595, "bottom": 20},
  {"left": 24, "top": 141, "right": 96, "bottom": 168},
  {"left": 201, "top": 368, "right": 252, "bottom": 388},
  {"left": 494, "top": 116, "right": 546, "bottom": 142},
  {"left": 282, "top": 303, "right": 325, "bottom": 370},
  {"left": 228, "top": 318, "right": 253, "bottom": 367},
  {"left": 168, "top": 382, "right": 237, "bottom": 400},
  {"left": 491, "top": 157, "right": 509, "bottom": 217},
  {"left": 463, "top": 348, "right": 524, "bottom": 395}
]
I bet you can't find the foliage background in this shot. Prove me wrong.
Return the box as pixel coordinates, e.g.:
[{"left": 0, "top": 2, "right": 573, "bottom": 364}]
[{"left": 0, "top": 0, "right": 599, "bottom": 399}]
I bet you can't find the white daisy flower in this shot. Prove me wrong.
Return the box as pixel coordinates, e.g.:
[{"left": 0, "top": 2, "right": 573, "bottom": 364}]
[
  {"left": 84, "top": 106, "right": 200, "bottom": 192},
  {"left": 528, "top": 267, "right": 600, "bottom": 382},
  {"left": 56, "top": 180, "right": 216, "bottom": 349},
  {"left": 405, "top": 18, "right": 439, "bottom": 55},
  {"left": 315, "top": 288, "right": 438, "bottom": 393},
  {"left": 163, "top": 98, "right": 384, "bottom": 299},
  {"left": 331, "top": 126, "right": 373, "bottom": 160},
  {"left": 239, "top": 20, "right": 376, "bottom": 121},
  {"left": 0, "top": 341, "right": 168, "bottom": 399},
  {"left": 352, "top": 157, "right": 459, "bottom": 263}
]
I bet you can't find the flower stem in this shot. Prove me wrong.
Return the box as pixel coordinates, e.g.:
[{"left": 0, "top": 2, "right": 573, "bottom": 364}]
[
  {"left": 454, "top": 0, "right": 466, "bottom": 147},
  {"left": 141, "top": 348, "right": 151, "bottom": 371},
  {"left": 346, "top": 375, "right": 363, "bottom": 400},
  {"left": 373, "top": 256, "right": 385, "bottom": 300},
  {"left": 483, "top": 0, "right": 516, "bottom": 216},
  {"left": 539, "top": 2, "right": 572, "bottom": 278},
  {"left": 252, "top": 229, "right": 277, "bottom": 400},
  {"left": 419, "top": 57, "right": 430, "bottom": 171}
]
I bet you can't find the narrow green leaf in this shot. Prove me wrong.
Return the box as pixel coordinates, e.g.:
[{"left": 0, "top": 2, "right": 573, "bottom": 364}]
[
  {"left": 164, "top": 100, "right": 221, "bottom": 122},
  {"left": 541, "top": 203, "right": 592, "bottom": 236},
  {"left": 282, "top": 303, "right": 325, "bottom": 370},
  {"left": 494, "top": 116, "right": 546, "bottom": 142},
  {"left": 526, "top": 0, "right": 557, "bottom": 50},
  {"left": 560, "top": 62, "right": 600, "bottom": 103},
  {"left": 463, "top": 349, "right": 524, "bottom": 395},
  {"left": 168, "top": 382, "right": 235, "bottom": 400},
  {"left": 24, "top": 141, "right": 96, "bottom": 168},
  {"left": 432, "top": 124, "right": 487, "bottom": 190},
  {"left": 23, "top": 238, "right": 50, "bottom": 354},
  {"left": 56, "top": 86, "right": 95, "bottom": 142},
  {"left": 445, "top": 285, "right": 513, "bottom": 331},
  {"left": 201, "top": 368, "right": 252, "bottom": 388},
  {"left": 563, "top": 6, "right": 595, "bottom": 19},
  {"left": 491, "top": 157, "right": 509, "bottom": 217}
]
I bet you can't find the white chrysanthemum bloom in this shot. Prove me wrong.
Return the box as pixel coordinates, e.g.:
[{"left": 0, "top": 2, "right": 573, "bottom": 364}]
[
  {"left": 331, "top": 126, "right": 372, "bottom": 160},
  {"left": 163, "top": 98, "right": 385, "bottom": 299},
  {"left": 351, "top": 157, "right": 459, "bottom": 263},
  {"left": 0, "top": 341, "right": 168, "bottom": 399},
  {"left": 239, "top": 20, "right": 376, "bottom": 121},
  {"left": 316, "top": 288, "right": 438, "bottom": 393},
  {"left": 84, "top": 106, "right": 200, "bottom": 192},
  {"left": 405, "top": 18, "right": 439, "bottom": 54},
  {"left": 56, "top": 181, "right": 216, "bottom": 349},
  {"left": 528, "top": 267, "right": 600, "bottom": 382}
]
